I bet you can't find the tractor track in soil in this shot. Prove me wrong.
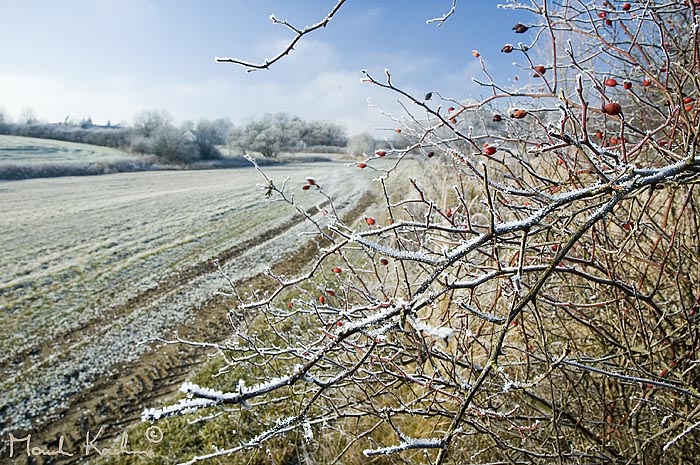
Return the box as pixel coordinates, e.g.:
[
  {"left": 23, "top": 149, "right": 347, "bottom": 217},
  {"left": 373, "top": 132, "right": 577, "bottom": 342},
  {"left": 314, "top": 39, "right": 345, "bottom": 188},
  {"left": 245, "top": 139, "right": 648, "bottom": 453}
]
[
  {"left": 2, "top": 190, "right": 377, "bottom": 465},
  {"left": 0, "top": 198, "right": 331, "bottom": 379}
]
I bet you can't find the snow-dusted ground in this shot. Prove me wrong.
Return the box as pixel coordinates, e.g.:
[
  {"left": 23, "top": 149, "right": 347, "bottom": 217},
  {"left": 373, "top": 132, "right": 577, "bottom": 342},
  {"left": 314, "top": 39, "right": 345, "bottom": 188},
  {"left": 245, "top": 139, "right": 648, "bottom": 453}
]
[
  {"left": 0, "top": 161, "right": 376, "bottom": 440},
  {"left": 0, "top": 134, "right": 140, "bottom": 166}
]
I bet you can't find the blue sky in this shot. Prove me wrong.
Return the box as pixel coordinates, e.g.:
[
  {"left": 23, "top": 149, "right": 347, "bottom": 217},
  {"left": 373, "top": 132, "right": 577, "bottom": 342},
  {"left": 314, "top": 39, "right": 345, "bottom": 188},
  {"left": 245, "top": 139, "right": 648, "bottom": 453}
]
[{"left": 0, "top": 1, "right": 534, "bottom": 135}]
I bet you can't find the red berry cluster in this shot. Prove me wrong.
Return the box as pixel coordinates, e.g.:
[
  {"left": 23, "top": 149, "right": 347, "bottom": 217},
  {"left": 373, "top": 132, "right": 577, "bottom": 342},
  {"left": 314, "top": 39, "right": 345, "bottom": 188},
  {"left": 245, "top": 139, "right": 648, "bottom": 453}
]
[{"left": 302, "top": 178, "right": 319, "bottom": 190}]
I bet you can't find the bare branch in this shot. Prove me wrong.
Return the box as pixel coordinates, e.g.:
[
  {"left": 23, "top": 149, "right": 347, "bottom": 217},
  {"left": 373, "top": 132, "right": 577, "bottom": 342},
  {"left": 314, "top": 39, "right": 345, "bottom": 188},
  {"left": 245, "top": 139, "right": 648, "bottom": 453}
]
[
  {"left": 425, "top": 0, "right": 457, "bottom": 27},
  {"left": 215, "top": 0, "right": 347, "bottom": 71}
]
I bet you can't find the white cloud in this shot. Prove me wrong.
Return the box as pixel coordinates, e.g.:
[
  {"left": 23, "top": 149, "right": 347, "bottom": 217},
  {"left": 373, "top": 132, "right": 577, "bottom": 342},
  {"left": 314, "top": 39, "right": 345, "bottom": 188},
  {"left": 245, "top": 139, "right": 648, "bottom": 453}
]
[
  {"left": 0, "top": 75, "right": 114, "bottom": 124},
  {"left": 177, "top": 37, "right": 435, "bottom": 134}
]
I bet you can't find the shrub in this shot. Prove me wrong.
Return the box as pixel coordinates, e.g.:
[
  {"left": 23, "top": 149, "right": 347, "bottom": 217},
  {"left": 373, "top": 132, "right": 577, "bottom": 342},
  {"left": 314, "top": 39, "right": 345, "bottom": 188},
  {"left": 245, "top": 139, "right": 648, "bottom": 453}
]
[
  {"left": 140, "top": 2, "right": 700, "bottom": 464},
  {"left": 346, "top": 132, "right": 377, "bottom": 156},
  {"left": 150, "top": 125, "right": 198, "bottom": 163},
  {"left": 230, "top": 113, "right": 348, "bottom": 157},
  {"left": 191, "top": 118, "right": 230, "bottom": 160}
]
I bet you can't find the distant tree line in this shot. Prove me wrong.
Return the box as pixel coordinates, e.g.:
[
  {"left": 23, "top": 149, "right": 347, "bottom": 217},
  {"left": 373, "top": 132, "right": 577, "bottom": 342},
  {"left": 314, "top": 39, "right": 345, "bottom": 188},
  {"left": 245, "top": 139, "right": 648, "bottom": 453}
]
[
  {"left": 0, "top": 120, "right": 134, "bottom": 149},
  {"left": 0, "top": 108, "right": 385, "bottom": 162}
]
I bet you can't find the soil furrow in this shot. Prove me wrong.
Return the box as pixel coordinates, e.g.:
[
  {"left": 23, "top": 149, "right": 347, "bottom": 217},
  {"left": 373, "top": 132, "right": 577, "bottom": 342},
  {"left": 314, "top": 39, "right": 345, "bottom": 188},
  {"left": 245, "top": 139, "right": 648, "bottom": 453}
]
[
  {"left": 0, "top": 200, "right": 330, "bottom": 381},
  {"left": 2, "top": 191, "right": 376, "bottom": 465}
]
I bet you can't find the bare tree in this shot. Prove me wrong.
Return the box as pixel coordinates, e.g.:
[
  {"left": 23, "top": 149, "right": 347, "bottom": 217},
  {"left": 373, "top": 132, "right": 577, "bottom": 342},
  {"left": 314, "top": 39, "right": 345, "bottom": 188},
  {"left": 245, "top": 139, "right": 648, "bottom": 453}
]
[
  {"left": 150, "top": 125, "right": 197, "bottom": 163},
  {"left": 139, "top": 2, "right": 700, "bottom": 464},
  {"left": 19, "top": 107, "right": 38, "bottom": 125},
  {"left": 133, "top": 109, "right": 173, "bottom": 138},
  {"left": 191, "top": 118, "right": 230, "bottom": 160}
]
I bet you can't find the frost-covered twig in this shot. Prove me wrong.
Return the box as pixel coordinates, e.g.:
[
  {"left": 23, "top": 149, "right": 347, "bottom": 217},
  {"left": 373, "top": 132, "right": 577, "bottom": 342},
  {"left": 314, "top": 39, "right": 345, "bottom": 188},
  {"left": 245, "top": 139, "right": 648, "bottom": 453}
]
[
  {"left": 363, "top": 436, "right": 445, "bottom": 457},
  {"left": 663, "top": 420, "right": 700, "bottom": 451},
  {"left": 425, "top": 0, "right": 457, "bottom": 27},
  {"left": 560, "top": 359, "right": 700, "bottom": 401},
  {"left": 216, "top": 0, "right": 347, "bottom": 71}
]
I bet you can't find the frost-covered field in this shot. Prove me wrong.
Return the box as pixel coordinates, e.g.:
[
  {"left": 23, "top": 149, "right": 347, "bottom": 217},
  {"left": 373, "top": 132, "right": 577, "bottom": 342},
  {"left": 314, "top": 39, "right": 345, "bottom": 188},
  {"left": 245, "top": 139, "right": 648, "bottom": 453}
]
[
  {"left": 0, "top": 135, "right": 139, "bottom": 166},
  {"left": 0, "top": 162, "right": 375, "bottom": 440},
  {"left": 0, "top": 135, "right": 156, "bottom": 181}
]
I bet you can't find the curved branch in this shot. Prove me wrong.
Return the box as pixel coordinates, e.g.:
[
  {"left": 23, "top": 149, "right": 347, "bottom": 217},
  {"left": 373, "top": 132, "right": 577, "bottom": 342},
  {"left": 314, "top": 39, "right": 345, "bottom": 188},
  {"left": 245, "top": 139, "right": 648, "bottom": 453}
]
[{"left": 216, "top": 0, "right": 347, "bottom": 71}]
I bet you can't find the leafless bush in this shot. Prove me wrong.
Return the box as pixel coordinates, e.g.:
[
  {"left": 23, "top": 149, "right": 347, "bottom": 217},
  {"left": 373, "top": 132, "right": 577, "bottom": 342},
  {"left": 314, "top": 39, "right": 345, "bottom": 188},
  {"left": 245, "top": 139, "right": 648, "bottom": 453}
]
[
  {"left": 142, "top": 2, "right": 700, "bottom": 464},
  {"left": 228, "top": 112, "right": 347, "bottom": 157},
  {"left": 346, "top": 132, "right": 378, "bottom": 156}
]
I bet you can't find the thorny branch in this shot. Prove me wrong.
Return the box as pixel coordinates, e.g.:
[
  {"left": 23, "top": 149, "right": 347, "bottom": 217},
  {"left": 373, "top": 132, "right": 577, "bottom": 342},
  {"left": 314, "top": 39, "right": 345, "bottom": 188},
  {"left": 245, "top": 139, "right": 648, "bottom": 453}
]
[{"left": 144, "top": 1, "right": 700, "bottom": 464}]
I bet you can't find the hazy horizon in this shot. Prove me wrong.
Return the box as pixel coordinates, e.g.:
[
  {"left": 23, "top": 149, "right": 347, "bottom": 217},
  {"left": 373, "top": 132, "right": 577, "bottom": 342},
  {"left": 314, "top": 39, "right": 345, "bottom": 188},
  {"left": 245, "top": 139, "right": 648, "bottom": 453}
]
[{"left": 0, "top": 1, "right": 533, "bottom": 135}]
